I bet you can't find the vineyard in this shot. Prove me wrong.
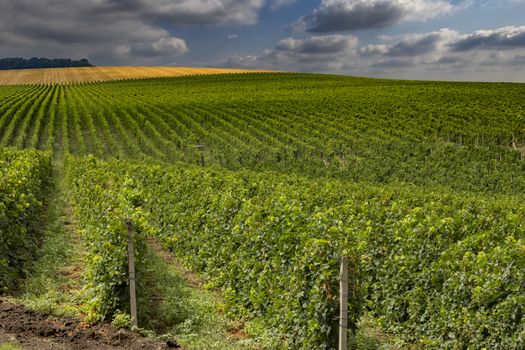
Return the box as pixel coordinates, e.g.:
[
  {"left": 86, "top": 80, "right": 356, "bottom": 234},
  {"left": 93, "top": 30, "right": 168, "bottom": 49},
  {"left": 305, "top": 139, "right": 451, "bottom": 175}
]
[{"left": 1, "top": 72, "right": 524, "bottom": 349}]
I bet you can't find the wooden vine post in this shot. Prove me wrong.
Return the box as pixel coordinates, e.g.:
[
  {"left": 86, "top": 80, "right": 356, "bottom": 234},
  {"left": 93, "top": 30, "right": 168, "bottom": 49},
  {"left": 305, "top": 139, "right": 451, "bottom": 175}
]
[
  {"left": 126, "top": 220, "right": 138, "bottom": 328},
  {"left": 339, "top": 256, "right": 348, "bottom": 350}
]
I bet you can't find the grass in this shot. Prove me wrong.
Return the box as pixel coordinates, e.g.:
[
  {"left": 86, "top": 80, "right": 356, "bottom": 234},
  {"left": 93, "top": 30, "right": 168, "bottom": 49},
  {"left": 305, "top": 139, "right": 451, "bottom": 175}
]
[
  {"left": 0, "top": 343, "right": 23, "bottom": 350},
  {"left": 351, "top": 316, "right": 409, "bottom": 350},
  {"left": 134, "top": 241, "right": 280, "bottom": 350},
  {"left": 11, "top": 161, "right": 86, "bottom": 318}
]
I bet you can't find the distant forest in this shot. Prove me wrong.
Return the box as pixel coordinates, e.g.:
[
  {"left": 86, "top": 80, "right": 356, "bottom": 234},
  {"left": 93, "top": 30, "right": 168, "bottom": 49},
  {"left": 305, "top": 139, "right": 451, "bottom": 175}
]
[{"left": 0, "top": 57, "right": 93, "bottom": 70}]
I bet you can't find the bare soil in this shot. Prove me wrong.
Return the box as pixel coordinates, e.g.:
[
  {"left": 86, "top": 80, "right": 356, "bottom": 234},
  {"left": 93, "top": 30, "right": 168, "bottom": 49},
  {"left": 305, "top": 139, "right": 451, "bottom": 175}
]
[{"left": 0, "top": 300, "right": 180, "bottom": 350}]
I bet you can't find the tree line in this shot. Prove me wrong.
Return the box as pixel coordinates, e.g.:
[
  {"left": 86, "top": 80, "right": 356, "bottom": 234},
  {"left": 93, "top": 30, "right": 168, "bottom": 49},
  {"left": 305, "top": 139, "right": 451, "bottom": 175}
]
[{"left": 0, "top": 57, "right": 93, "bottom": 70}]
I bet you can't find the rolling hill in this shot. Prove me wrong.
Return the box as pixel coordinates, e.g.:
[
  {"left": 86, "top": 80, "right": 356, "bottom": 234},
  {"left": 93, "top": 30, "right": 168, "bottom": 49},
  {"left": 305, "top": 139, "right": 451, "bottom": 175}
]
[{"left": 0, "top": 69, "right": 524, "bottom": 349}]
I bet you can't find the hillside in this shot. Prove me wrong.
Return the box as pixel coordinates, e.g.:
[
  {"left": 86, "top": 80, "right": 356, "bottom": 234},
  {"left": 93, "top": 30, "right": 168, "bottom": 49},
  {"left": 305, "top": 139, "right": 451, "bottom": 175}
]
[
  {"left": 0, "top": 66, "right": 275, "bottom": 85},
  {"left": 0, "top": 73, "right": 523, "bottom": 194},
  {"left": 0, "top": 71, "right": 524, "bottom": 349}
]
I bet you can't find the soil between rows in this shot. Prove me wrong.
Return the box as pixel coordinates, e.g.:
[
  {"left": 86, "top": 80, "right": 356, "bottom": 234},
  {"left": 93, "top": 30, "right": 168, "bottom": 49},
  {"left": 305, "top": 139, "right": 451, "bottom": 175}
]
[{"left": 0, "top": 300, "right": 179, "bottom": 350}]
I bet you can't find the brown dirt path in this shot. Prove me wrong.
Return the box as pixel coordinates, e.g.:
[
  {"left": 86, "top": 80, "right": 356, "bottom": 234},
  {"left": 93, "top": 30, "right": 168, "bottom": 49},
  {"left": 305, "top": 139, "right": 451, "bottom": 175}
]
[{"left": 0, "top": 300, "right": 180, "bottom": 350}]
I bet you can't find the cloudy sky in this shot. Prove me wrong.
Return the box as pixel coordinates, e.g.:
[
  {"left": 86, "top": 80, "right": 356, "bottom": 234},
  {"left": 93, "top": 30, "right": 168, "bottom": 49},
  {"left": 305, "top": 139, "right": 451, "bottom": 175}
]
[{"left": 1, "top": 0, "right": 524, "bottom": 81}]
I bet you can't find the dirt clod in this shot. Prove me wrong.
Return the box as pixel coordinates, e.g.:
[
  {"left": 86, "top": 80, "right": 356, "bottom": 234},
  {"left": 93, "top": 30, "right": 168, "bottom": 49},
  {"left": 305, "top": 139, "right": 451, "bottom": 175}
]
[{"left": 0, "top": 300, "right": 171, "bottom": 349}]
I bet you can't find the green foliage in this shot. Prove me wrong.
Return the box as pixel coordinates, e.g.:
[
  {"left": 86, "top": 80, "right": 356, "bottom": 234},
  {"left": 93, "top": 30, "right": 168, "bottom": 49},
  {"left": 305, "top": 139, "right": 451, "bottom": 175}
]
[
  {"left": 65, "top": 157, "right": 363, "bottom": 349},
  {"left": 1, "top": 73, "right": 525, "bottom": 348},
  {"left": 0, "top": 74, "right": 524, "bottom": 195},
  {"left": 65, "top": 156, "right": 151, "bottom": 322},
  {"left": 0, "top": 148, "right": 51, "bottom": 291},
  {"left": 0, "top": 57, "right": 92, "bottom": 70},
  {"left": 0, "top": 343, "right": 23, "bottom": 350},
  {"left": 112, "top": 311, "right": 133, "bottom": 329},
  {"left": 144, "top": 165, "right": 525, "bottom": 349},
  {"left": 69, "top": 156, "right": 525, "bottom": 349},
  {"left": 351, "top": 188, "right": 525, "bottom": 349},
  {"left": 147, "top": 168, "right": 360, "bottom": 349},
  {"left": 410, "top": 233, "right": 525, "bottom": 348}
]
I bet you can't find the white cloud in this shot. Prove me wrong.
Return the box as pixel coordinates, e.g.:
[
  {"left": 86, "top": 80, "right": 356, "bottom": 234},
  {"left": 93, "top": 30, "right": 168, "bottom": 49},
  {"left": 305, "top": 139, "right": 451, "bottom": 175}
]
[
  {"left": 362, "top": 28, "right": 460, "bottom": 57},
  {"left": 221, "top": 25, "right": 525, "bottom": 81},
  {"left": 120, "top": 37, "right": 189, "bottom": 58},
  {"left": 451, "top": 26, "right": 525, "bottom": 51},
  {"left": 362, "top": 26, "right": 525, "bottom": 58},
  {"left": 222, "top": 34, "right": 359, "bottom": 71},
  {"left": 358, "top": 26, "right": 525, "bottom": 81}
]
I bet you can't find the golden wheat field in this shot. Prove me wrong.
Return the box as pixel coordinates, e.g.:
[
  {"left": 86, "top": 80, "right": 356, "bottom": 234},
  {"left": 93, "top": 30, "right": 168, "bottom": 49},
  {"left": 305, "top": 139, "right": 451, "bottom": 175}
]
[{"left": 0, "top": 66, "right": 273, "bottom": 85}]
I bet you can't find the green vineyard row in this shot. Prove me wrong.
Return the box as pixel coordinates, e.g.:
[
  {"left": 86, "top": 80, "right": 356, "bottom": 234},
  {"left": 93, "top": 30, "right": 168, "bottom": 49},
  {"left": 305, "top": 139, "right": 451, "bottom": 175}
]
[
  {"left": 0, "top": 148, "right": 51, "bottom": 291},
  {"left": 65, "top": 155, "right": 152, "bottom": 322},
  {"left": 64, "top": 155, "right": 361, "bottom": 348},
  {"left": 0, "top": 74, "right": 524, "bottom": 195},
  {"left": 1, "top": 73, "right": 525, "bottom": 348},
  {"left": 64, "top": 156, "right": 525, "bottom": 349}
]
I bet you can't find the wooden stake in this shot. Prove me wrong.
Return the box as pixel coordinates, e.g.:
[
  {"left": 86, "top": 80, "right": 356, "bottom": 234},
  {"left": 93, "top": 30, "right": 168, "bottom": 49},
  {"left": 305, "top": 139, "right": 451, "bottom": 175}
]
[
  {"left": 339, "top": 256, "right": 348, "bottom": 350},
  {"left": 126, "top": 220, "right": 138, "bottom": 328}
]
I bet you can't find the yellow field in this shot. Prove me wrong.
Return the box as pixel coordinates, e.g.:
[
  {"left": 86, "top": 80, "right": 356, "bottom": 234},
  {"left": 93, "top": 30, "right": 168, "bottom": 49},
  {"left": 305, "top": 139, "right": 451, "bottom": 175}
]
[{"left": 0, "top": 66, "right": 274, "bottom": 85}]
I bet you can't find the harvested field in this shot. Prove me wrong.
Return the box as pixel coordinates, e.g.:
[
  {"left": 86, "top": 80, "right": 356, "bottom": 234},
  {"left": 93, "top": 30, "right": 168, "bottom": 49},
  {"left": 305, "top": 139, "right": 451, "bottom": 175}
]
[{"left": 0, "top": 66, "right": 274, "bottom": 85}]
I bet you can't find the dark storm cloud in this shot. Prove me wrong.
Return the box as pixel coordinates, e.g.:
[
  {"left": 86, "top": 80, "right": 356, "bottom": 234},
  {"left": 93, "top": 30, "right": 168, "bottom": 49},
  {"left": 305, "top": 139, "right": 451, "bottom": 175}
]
[
  {"left": 102, "top": 0, "right": 266, "bottom": 26},
  {"left": 358, "top": 29, "right": 458, "bottom": 57},
  {"left": 450, "top": 26, "right": 525, "bottom": 51},
  {"left": 291, "top": 0, "right": 456, "bottom": 33},
  {"left": 305, "top": 2, "right": 402, "bottom": 32},
  {"left": 13, "top": 19, "right": 113, "bottom": 44},
  {"left": 0, "top": 0, "right": 265, "bottom": 64},
  {"left": 93, "top": 0, "right": 144, "bottom": 13},
  {"left": 437, "top": 55, "right": 463, "bottom": 64},
  {"left": 385, "top": 33, "right": 441, "bottom": 56}
]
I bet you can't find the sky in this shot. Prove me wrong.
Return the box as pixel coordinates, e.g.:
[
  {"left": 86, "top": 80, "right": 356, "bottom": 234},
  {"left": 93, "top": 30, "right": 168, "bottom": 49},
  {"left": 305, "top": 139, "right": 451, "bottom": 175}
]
[{"left": 0, "top": 0, "right": 524, "bottom": 81}]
